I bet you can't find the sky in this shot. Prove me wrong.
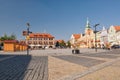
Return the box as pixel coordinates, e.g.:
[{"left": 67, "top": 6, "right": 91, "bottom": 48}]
[{"left": 0, "top": 0, "right": 120, "bottom": 41}]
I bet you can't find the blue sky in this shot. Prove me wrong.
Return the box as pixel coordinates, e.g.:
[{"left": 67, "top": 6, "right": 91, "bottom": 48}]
[{"left": 0, "top": 0, "right": 120, "bottom": 41}]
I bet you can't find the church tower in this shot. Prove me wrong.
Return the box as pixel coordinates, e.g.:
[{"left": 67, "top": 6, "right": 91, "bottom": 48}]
[
  {"left": 86, "top": 18, "right": 91, "bottom": 29},
  {"left": 85, "top": 18, "right": 91, "bottom": 35},
  {"left": 84, "top": 18, "right": 93, "bottom": 48}
]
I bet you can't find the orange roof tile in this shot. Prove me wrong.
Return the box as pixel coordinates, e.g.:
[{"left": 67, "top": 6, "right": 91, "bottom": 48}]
[
  {"left": 73, "top": 34, "right": 81, "bottom": 39},
  {"left": 55, "top": 40, "right": 64, "bottom": 43},
  {"left": 4, "top": 40, "right": 19, "bottom": 43},
  {"left": 114, "top": 26, "right": 120, "bottom": 31}
]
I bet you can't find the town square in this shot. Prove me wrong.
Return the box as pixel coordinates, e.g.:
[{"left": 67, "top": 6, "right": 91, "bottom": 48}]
[
  {"left": 0, "top": 48, "right": 120, "bottom": 80},
  {"left": 1, "top": 0, "right": 120, "bottom": 80}
]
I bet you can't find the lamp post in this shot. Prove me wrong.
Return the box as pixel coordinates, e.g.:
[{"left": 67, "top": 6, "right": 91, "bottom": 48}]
[
  {"left": 94, "top": 24, "right": 100, "bottom": 52},
  {"left": 26, "top": 23, "right": 30, "bottom": 55}
]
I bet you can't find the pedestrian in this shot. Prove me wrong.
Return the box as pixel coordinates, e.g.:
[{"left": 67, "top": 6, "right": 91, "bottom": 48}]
[{"left": 102, "top": 44, "right": 105, "bottom": 49}]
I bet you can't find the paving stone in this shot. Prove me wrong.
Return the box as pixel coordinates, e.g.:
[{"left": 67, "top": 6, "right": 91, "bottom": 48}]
[
  {"left": 83, "top": 53, "right": 119, "bottom": 59},
  {"left": 53, "top": 55, "right": 105, "bottom": 68},
  {"left": 0, "top": 55, "right": 48, "bottom": 80}
]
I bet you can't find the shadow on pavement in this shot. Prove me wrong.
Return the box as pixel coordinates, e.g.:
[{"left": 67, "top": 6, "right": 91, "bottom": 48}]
[
  {"left": 0, "top": 54, "right": 31, "bottom": 80},
  {"left": 53, "top": 55, "right": 105, "bottom": 68}
]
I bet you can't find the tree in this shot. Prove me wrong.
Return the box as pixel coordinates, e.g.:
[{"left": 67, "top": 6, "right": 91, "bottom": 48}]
[
  {"left": 9, "top": 34, "right": 16, "bottom": 40},
  {"left": 55, "top": 41, "right": 60, "bottom": 48},
  {"left": 0, "top": 34, "right": 17, "bottom": 48},
  {"left": 0, "top": 34, "right": 8, "bottom": 41},
  {"left": 0, "top": 33, "right": 16, "bottom": 41},
  {"left": 59, "top": 40, "right": 66, "bottom": 48},
  {"left": 67, "top": 41, "right": 71, "bottom": 48}
]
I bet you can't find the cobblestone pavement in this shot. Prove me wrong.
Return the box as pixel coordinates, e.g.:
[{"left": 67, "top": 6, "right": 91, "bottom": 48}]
[
  {"left": 0, "top": 55, "right": 48, "bottom": 80},
  {"left": 0, "top": 49, "right": 120, "bottom": 80}
]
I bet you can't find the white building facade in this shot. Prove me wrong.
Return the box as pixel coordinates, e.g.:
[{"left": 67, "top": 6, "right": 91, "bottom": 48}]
[{"left": 108, "top": 25, "right": 120, "bottom": 45}]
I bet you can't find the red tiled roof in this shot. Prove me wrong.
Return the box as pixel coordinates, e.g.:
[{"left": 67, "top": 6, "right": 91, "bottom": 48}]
[
  {"left": 29, "top": 33, "right": 54, "bottom": 38},
  {"left": 4, "top": 40, "right": 19, "bottom": 43},
  {"left": 55, "top": 40, "right": 64, "bottom": 43},
  {"left": 114, "top": 26, "right": 120, "bottom": 31},
  {"left": 73, "top": 34, "right": 81, "bottom": 39}
]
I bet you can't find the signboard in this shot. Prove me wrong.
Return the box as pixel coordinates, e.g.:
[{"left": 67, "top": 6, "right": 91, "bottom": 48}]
[
  {"left": 22, "top": 30, "right": 32, "bottom": 36},
  {"left": 22, "top": 31, "right": 28, "bottom": 36}
]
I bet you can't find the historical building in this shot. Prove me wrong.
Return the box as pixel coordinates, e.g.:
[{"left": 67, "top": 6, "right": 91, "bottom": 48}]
[
  {"left": 83, "top": 18, "right": 94, "bottom": 48},
  {"left": 100, "top": 27, "right": 108, "bottom": 47},
  {"left": 108, "top": 25, "right": 120, "bottom": 45},
  {"left": 70, "top": 18, "right": 101, "bottom": 48},
  {"left": 28, "top": 33, "right": 55, "bottom": 49},
  {"left": 70, "top": 34, "right": 82, "bottom": 48}
]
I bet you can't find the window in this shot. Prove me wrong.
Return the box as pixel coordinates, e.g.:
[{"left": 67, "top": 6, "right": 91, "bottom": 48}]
[{"left": 39, "top": 38, "right": 42, "bottom": 40}]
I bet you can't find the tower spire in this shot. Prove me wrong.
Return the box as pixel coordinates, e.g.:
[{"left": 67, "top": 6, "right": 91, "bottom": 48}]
[{"left": 86, "top": 17, "right": 91, "bottom": 29}]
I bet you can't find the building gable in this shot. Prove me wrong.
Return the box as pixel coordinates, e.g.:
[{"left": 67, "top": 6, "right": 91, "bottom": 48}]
[
  {"left": 73, "top": 34, "right": 81, "bottom": 39},
  {"left": 114, "top": 26, "right": 120, "bottom": 32}
]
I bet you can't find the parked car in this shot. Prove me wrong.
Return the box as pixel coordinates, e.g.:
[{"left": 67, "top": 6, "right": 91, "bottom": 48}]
[{"left": 111, "top": 45, "right": 119, "bottom": 49}]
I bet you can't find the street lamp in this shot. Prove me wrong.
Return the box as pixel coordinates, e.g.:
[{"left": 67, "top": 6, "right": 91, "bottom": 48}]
[
  {"left": 26, "top": 22, "right": 30, "bottom": 55},
  {"left": 94, "top": 24, "right": 100, "bottom": 52}
]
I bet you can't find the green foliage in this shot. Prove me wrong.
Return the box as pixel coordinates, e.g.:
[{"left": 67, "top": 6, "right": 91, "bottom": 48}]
[
  {"left": 0, "top": 33, "right": 16, "bottom": 41},
  {"left": 9, "top": 34, "right": 16, "bottom": 40},
  {"left": 55, "top": 41, "right": 60, "bottom": 48},
  {"left": 67, "top": 41, "right": 71, "bottom": 48},
  {"left": 59, "top": 40, "right": 66, "bottom": 48}
]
